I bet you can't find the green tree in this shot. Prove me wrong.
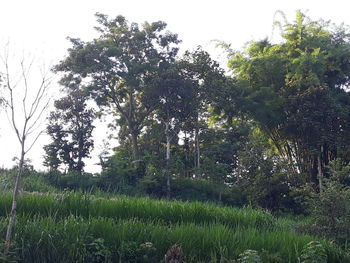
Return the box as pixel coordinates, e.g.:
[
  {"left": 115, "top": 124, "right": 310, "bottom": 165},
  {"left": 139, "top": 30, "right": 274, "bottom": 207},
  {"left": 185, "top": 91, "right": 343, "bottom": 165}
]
[
  {"left": 198, "top": 120, "right": 250, "bottom": 186},
  {"left": 227, "top": 11, "right": 350, "bottom": 191},
  {"left": 44, "top": 84, "right": 95, "bottom": 173},
  {"left": 236, "top": 128, "right": 301, "bottom": 211},
  {"left": 149, "top": 62, "right": 195, "bottom": 198},
  {"left": 304, "top": 180, "right": 350, "bottom": 244},
  {"left": 54, "top": 13, "right": 180, "bottom": 164},
  {"left": 178, "top": 47, "right": 227, "bottom": 173}
]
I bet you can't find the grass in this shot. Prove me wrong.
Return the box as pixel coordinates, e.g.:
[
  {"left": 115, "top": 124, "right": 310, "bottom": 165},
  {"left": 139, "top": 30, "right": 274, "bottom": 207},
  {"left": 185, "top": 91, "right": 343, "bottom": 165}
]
[
  {"left": 0, "top": 192, "right": 349, "bottom": 262},
  {"left": 0, "top": 192, "right": 277, "bottom": 230},
  {"left": 0, "top": 215, "right": 347, "bottom": 263}
]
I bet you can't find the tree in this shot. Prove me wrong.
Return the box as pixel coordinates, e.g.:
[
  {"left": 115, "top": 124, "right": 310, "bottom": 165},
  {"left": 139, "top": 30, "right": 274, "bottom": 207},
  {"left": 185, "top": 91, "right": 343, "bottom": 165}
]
[
  {"left": 54, "top": 13, "right": 180, "bottom": 164},
  {"left": 235, "top": 128, "right": 301, "bottom": 211},
  {"left": 178, "top": 47, "right": 227, "bottom": 174},
  {"left": 141, "top": 48, "right": 227, "bottom": 197},
  {"left": 305, "top": 179, "right": 350, "bottom": 244},
  {"left": 148, "top": 62, "right": 195, "bottom": 199},
  {"left": 226, "top": 11, "right": 350, "bottom": 191},
  {"left": 43, "top": 82, "right": 95, "bottom": 173},
  {"left": 199, "top": 122, "right": 249, "bottom": 183},
  {"left": 1, "top": 48, "right": 51, "bottom": 255}
]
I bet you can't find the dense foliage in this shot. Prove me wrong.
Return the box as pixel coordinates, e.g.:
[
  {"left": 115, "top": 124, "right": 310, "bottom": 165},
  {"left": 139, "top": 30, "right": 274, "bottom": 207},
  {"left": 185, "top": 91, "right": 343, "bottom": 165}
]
[{"left": 2, "top": 10, "right": 350, "bottom": 262}]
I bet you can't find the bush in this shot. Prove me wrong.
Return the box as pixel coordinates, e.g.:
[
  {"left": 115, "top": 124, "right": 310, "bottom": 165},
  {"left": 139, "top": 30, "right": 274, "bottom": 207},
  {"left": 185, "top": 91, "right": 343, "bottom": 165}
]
[
  {"left": 118, "top": 241, "right": 158, "bottom": 263},
  {"left": 0, "top": 168, "right": 57, "bottom": 193},
  {"left": 23, "top": 173, "right": 57, "bottom": 193},
  {"left": 85, "top": 237, "right": 112, "bottom": 263},
  {"left": 138, "top": 176, "right": 246, "bottom": 207},
  {"left": 0, "top": 169, "right": 15, "bottom": 192},
  {"left": 98, "top": 152, "right": 145, "bottom": 194},
  {"left": 303, "top": 180, "right": 350, "bottom": 245},
  {"left": 299, "top": 241, "right": 327, "bottom": 263}
]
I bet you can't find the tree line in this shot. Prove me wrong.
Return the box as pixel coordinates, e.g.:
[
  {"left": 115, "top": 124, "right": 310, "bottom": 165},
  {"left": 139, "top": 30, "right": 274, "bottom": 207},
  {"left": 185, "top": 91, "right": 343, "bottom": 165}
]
[
  {"left": 3, "top": 10, "right": 350, "bottom": 255},
  {"left": 39, "top": 11, "right": 350, "bottom": 206}
]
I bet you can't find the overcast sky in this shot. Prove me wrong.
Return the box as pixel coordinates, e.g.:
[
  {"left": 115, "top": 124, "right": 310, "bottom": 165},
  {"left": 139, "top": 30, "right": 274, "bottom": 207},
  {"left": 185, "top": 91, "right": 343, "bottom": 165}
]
[{"left": 1, "top": 0, "right": 349, "bottom": 172}]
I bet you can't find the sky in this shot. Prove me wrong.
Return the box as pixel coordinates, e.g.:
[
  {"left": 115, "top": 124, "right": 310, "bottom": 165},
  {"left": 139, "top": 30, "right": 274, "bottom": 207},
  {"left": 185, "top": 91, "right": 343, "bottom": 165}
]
[{"left": 0, "top": 0, "right": 350, "bottom": 173}]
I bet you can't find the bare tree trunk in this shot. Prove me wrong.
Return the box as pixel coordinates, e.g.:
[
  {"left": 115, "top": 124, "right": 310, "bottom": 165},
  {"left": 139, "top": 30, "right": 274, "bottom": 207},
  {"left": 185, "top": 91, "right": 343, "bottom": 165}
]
[
  {"left": 196, "top": 129, "right": 200, "bottom": 169},
  {"left": 184, "top": 133, "right": 189, "bottom": 178},
  {"left": 194, "top": 127, "right": 200, "bottom": 176},
  {"left": 1, "top": 50, "right": 51, "bottom": 255},
  {"left": 165, "top": 121, "right": 171, "bottom": 200},
  {"left": 130, "top": 129, "right": 140, "bottom": 166},
  {"left": 4, "top": 144, "right": 25, "bottom": 255},
  {"left": 193, "top": 129, "right": 197, "bottom": 170},
  {"left": 317, "top": 151, "right": 323, "bottom": 193}
]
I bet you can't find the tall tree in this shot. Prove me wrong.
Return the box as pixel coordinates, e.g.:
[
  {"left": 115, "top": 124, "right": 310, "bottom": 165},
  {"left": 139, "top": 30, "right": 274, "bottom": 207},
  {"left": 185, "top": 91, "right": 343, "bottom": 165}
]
[
  {"left": 43, "top": 82, "right": 95, "bottom": 173},
  {"left": 226, "top": 11, "right": 350, "bottom": 191},
  {"left": 54, "top": 13, "right": 180, "bottom": 163},
  {"left": 148, "top": 62, "right": 195, "bottom": 198},
  {"left": 178, "top": 47, "right": 226, "bottom": 174},
  {"left": 1, "top": 50, "right": 51, "bottom": 255}
]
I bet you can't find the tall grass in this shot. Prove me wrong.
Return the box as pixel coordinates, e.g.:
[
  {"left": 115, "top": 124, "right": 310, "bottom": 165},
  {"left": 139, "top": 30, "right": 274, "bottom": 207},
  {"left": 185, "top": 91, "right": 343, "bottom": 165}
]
[
  {"left": 0, "top": 215, "right": 347, "bottom": 263},
  {"left": 0, "top": 192, "right": 276, "bottom": 230},
  {"left": 0, "top": 193, "right": 348, "bottom": 262}
]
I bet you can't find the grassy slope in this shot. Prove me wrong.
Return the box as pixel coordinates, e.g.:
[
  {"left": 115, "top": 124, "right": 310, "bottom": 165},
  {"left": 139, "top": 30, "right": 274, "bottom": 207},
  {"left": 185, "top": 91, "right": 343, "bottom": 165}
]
[{"left": 0, "top": 192, "right": 348, "bottom": 263}]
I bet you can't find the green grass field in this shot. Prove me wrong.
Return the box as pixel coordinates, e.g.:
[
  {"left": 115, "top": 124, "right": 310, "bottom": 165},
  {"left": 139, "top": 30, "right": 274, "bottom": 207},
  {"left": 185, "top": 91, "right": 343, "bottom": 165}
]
[{"left": 0, "top": 192, "right": 348, "bottom": 262}]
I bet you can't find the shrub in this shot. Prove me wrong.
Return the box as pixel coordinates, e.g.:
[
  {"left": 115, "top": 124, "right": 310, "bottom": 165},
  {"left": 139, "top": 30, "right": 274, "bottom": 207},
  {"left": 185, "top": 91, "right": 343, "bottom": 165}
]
[
  {"left": 56, "top": 171, "right": 99, "bottom": 190},
  {"left": 118, "top": 241, "right": 158, "bottom": 263},
  {"left": 138, "top": 176, "right": 246, "bottom": 207},
  {"left": 85, "top": 237, "right": 112, "bottom": 263},
  {"left": 0, "top": 169, "right": 16, "bottom": 192},
  {"left": 23, "top": 173, "right": 57, "bottom": 193},
  {"left": 299, "top": 241, "right": 327, "bottom": 263},
  {"left": 303, "top": 180, "right": 350, "bottom": 245}
]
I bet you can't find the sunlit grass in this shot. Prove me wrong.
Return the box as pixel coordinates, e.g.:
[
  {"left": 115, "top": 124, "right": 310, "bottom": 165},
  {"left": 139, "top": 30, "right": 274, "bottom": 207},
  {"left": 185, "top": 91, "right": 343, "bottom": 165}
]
[{"left": 0, "top": 192, "right": 276, "bottom": 230}]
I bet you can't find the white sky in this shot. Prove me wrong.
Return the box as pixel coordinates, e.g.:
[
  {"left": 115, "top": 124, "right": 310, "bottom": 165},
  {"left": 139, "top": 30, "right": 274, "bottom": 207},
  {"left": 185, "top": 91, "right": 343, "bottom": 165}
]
[{"left": 1, "top": 0, "right": 350, "bottom": 173}]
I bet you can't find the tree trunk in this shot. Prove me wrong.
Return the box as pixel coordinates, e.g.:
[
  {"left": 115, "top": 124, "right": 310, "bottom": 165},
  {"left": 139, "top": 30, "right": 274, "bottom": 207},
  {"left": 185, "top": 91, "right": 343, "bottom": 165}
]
[
  {"left": 4, "top": 144, "right": 25, "bottom": 255},
  {"left": 130, "top": 129, "right": 140, "bottom": 166},
  {"left": 165, "top": 121, "right": 171, "bottom": 200},
  {"left": 317, "top": 150, "right": 323, "bottom": 193},
  {"left": 194, "top": 127, "right": 200, "bottom": 176},
  {"left": 183, "top": 134, "right": 189, "bottom": 178},
  {"left": 196, "top": 132, "right": 200, "bottom": 169}
]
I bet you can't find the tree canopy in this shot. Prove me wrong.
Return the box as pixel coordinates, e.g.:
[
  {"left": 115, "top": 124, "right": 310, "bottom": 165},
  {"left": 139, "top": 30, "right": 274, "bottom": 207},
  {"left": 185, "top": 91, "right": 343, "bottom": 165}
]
[
  {"left": 40, "top": 11, "right": 350, "bottom": 211},
  {"left": 226, "top": 11, "right": 350, "bottom": 190},
  {"left": 44, "top": 83, "right": 95, "bottom": 173},
  {"left": 54, "top": 13, "right": 181, "bottom": 162}
]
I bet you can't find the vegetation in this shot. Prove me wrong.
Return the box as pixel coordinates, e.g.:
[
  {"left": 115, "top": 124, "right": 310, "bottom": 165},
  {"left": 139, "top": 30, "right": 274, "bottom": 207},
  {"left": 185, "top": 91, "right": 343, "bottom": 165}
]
[
  {"left": 1, "top": 10, "right": 350, "bottom": 262},
  {"left": 0, "top": 192, "right": 348, "bottom": 263}
]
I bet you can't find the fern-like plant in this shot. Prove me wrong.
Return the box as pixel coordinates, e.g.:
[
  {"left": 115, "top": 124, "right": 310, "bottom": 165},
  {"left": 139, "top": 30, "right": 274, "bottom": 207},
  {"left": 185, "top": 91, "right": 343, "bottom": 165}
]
[{"left": 299, "top": 241, "right": 327, "bottom": 263}]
